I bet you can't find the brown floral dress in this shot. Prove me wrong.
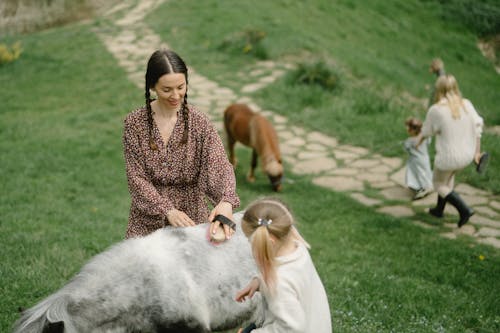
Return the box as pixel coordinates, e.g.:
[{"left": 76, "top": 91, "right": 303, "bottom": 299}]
[{"left": 123, "top": 105, "right": 239, "bottom": 238}]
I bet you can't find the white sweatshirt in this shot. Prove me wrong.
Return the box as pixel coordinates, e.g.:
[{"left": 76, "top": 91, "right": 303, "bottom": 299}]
[
  {"left": 254, "top": 242, "right": 332, "bottom": 333},
  {"left": 421, "top": 98, "right": 483, "bottom": 171}
]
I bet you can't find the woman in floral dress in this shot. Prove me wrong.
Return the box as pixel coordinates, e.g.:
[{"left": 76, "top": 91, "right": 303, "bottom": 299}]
[{"left": 123, "top": 49, "right": 239, "bottom": 239}]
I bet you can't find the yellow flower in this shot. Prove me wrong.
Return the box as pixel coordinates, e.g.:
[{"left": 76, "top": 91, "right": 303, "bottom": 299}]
[
  {"left": 243, "top": 44, "right": 252, "bottom": 53},
  {"left": 479, "top": 254, "right": 485, "bottom": 261},
  {"left": 0, "top": 41, "right": 22, "bottom": 65}
]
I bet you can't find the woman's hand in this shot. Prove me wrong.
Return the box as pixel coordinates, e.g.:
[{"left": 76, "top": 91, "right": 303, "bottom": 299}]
[
  {"left": 166, "top": 209, "right": 196, "bottom": 227},
  {"left": 415, "top": 134, "right": 425, "bottom": 149},
  {"left": 236, "top": 329, "right": 243, "bottom": 333},
  {"left": 209, "top": 201, "right": 234, "bottom": 240},
  {"left": 474, "top": 152, "right": 482, "bottom": 165},
  {"left": 474, "top": 138, "right": 482, "bottom": 165},
  {"left": 235, "top": 277, "right": 260, "bottom": 303}
]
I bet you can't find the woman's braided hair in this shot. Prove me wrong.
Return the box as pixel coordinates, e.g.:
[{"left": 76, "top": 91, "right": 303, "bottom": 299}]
[{"left": 145, "top": 49, "right": 189, "bottom": 150}]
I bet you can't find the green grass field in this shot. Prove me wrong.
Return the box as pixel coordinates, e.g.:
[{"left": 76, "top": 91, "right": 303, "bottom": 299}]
[
  {"left": 1, "top": 0, "right": 499, "bottom": 332},
  {"left": 148, "top": 0, "right": 500, "bottom": 193}
]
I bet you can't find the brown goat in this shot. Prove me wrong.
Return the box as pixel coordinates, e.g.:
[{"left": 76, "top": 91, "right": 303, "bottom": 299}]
[{"left": 223, "top": 104, "right": 283, "bottom": 192}]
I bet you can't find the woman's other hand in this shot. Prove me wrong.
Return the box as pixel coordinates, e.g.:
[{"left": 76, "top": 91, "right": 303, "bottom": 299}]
[
  {"left": 415, "top": 134, "right": 425, "bottom": 149},
  {"left": 166, "top": 209, "right": 196, "bottom": 227}
]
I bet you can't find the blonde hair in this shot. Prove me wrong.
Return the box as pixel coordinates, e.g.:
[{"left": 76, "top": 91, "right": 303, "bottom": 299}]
[
  {"left": 241, "top": 198, "right": 309, "bottom": 292},
  {"left": 434, "top": 74, "right": 465, "bottom": 119}
]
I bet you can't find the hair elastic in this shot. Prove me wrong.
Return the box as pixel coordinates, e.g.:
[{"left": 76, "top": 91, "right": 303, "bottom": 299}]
[{"left": 257, "top": 218, "right": 272, "bottom": 227}]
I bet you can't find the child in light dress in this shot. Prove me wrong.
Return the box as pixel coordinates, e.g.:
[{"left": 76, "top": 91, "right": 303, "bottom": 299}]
[
  {"left": 235, "top": 198, "right": 332, "bottom": 333},
  {"left": 404, "top": 117, "right": 433, "bottom": 200}
]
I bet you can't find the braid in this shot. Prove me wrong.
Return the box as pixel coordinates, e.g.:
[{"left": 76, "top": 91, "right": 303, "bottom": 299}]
[
  {"left": 145, "top": 88, "right": 158, "bottom": 150},
  {"left": 181, "top": 93, "right": 189, "bottom": 144}
]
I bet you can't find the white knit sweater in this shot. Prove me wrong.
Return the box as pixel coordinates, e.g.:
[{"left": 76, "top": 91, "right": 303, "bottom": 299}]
[
  {"left": 254, "top": 242, "right": 332, "bottom": 333},
  {"left": 421, "top": 98, "right": 483, "bottom": 170}
]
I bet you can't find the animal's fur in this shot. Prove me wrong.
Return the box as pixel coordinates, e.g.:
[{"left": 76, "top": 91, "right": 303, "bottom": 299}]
[
  {"left": 223, "top": 104, "right": 283, "bottom": 192},
  {"left": 13, "top": 213, "right": 263, "bottom": 333}
]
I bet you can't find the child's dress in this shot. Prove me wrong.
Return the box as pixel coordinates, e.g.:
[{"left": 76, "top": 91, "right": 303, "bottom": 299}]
[{"left": 404, "top": 136, "right": 433, "bottom": 194}]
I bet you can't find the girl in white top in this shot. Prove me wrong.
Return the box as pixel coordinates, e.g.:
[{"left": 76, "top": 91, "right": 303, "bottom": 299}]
[
  {"left": 418, "top": 74, "right": 484, "bottom": 227},
  {"left": 235, "top": 198, "right": 332, "bottom": 333}
]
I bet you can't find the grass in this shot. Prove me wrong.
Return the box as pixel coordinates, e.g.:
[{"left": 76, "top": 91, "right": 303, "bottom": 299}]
[
  {"left": 0, "top": 1, "right": 499, "bottom": 332},
  {"left": 147, "top": 0, "right": 500, "bottom": 193},
  {"left": 0, "top": 24, "right": 136, "bottom": 331}
]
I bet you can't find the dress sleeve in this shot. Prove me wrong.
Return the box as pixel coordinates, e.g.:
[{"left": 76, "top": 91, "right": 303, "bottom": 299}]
[
  {"left": 253, "top": 279, "right": 306, "bottom": 333},
  {"left": 199, "top": 119, "right": 240, "bottom": 208},
  {"left": 123, "top": 117, "right": 174, "bottom": 219}
]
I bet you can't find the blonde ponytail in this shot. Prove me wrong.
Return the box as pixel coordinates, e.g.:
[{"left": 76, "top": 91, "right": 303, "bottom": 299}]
[
  {"left": 251, "top": 226, "right": 277, "bottom": 291},
  {"left": 242, "top": 197, "right": 309, "bottom": 294}
]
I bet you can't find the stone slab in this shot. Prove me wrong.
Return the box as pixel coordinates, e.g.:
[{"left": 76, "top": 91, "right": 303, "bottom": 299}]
[
  {"left": 292, "top": 157, "right": 337, "bottom": 174},
  {"left": 475, "top": 227, "right": 500, "bottom": 238},
  {"left": 377, "top": 205, "right": 414, "bottom": 217},
  {"left": 312, "top": 176, "right": 364, "bottom": 191},
  {"left": 389, "top": 167, "right": 406, "bottom": 188},
  {"left": 470, "top": 215, "right": 500, "bottom": 228},
  {"left": 307, "top": 131, "right": 338, "bottom": 147},
  {"left": 477, "top": 237, "right": 500, "bottom": 249},
  {"left": 380, "top": 186, "right": 413, "bottom": 201},
  {"left": 350, "top": 193, "right": 382, "bottom": 207}
]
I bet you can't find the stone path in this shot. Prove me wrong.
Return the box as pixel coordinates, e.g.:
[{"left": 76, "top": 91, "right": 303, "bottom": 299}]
[{"left": 94, "top": 0, "right": 500, "bottom": 249}]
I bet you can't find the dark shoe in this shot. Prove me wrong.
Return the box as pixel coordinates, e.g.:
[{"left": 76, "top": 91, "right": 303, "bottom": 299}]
[
  {"left": 414, "top": 188, "right": 431, "bottom": 200},
  {"left": 242, "top": 323, "right": 257, "bottom": 333},
  {"left": 445, "top": 191, "right": 474, "bottom": 227},
  {"left": 476, "top": 152, "right": 489, "bottom": 174},
  {"left": 429, "top": 195, "right": 446, "bottom": 218}
]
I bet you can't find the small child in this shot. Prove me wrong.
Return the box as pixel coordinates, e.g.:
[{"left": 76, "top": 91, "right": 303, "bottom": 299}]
[
  {"left": 235, "top": 198, "right": 331, "bottom": 333},
  {"left": 404, "top": 117, "right": 433, "bottom": 200}
]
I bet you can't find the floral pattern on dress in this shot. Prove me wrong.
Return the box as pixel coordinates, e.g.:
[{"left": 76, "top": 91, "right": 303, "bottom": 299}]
[{"left": 123, "top": 105, "right": 239, "bottom": 238}]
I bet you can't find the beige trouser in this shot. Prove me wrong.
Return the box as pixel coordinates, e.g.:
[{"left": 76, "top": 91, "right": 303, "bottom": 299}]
[{"left": 433, "top": 168, "right": 460, "bottom": 197}]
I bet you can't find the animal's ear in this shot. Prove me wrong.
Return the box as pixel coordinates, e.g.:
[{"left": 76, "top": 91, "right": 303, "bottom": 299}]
[{"left": 43, "top": 320, "right": 64, "bottom": 333}]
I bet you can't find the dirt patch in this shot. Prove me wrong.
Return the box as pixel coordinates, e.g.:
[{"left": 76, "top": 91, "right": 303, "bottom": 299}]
[{"left": 0, "top": 0, "right": 120, "bottom": 35}]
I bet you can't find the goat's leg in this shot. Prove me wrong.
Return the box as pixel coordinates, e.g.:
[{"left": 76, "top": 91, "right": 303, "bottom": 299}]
[
  {"left": 247, "top": 149, "right": 257, "bottom": 183},
  {"left": 227, "top": 135, "right": 237, "bottom": 167}
]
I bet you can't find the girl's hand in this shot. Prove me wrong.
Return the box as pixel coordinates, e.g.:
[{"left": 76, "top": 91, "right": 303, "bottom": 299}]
[
  {"left": 166, "top": 209, "right": 196, "bottom": 227},
  {"left": 209, "top": 201, "right": 234, "bottom": 240},
  {"left": 236, "top": 329, "right": 243, "bottom": 333},
  {"left": 235, "top": 278, "right": 260, "bottom": 302}
]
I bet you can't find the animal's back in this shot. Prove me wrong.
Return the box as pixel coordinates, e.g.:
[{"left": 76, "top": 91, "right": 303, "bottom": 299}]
[
  {"left": 249, "top": 114, "right": 280, "bottom": 159},
  {"left": 224, "top": 104, "right": 254, "bottom": 146}
]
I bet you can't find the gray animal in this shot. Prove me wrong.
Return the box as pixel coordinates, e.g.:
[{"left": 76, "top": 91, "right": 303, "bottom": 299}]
[{"left": 13, "top": 213, "right": 263, "bottom": 333}]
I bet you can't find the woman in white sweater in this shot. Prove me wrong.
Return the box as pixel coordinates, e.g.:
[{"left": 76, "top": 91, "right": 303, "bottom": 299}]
[
  {"left": 235, "top": 198, "right": 332, "bottom": 333},
  {"left": 418, "top": 74, "right": 484, "bottom": 227}
]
